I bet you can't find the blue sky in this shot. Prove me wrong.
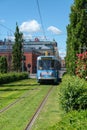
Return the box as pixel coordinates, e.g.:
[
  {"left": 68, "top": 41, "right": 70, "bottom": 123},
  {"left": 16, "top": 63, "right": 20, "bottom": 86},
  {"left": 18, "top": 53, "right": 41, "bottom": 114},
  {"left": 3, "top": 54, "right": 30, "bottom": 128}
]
[{"left": 0, "top": 0, "right": 74, "bottom": 58}]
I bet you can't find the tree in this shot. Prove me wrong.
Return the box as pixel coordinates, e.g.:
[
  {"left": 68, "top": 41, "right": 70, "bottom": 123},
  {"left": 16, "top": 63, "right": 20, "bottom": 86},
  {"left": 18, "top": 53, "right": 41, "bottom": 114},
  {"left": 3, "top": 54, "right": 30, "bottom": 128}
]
[
  {"left": 0, "top": 56, "right": 7, "bottom": 73},
  {"left": 12, "top": 23, "right": 23, "bottom": 72},
  {"left": 66, "top": 0, "right": 87, "bottom": 75}
]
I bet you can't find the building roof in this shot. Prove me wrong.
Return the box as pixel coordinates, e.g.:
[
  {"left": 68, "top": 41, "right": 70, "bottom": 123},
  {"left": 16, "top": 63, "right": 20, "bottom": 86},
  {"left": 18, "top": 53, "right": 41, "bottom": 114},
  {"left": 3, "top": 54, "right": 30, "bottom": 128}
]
[{"left": 0, "top": 40, "right": 58, "bottom": 56}]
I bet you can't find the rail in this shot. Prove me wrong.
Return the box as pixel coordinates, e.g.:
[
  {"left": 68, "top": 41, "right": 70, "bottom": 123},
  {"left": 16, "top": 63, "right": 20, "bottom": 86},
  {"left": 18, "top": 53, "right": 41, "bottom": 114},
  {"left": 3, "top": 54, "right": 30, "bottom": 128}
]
[{"left": 25, "top": 86, "right": 54, "bottom": 130}]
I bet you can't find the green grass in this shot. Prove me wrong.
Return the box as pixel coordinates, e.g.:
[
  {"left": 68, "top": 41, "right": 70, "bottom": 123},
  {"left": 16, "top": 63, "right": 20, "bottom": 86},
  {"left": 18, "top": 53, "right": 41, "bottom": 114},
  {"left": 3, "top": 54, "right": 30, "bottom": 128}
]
[
  {"left": 31, "top": 85, "right": 64, "bottom": 130},
  {"left": 0, "top": 79, "right": 38, "bottom": 109},
  {"left": 0, "top": 79, "right": 51, "bottom": 130}
]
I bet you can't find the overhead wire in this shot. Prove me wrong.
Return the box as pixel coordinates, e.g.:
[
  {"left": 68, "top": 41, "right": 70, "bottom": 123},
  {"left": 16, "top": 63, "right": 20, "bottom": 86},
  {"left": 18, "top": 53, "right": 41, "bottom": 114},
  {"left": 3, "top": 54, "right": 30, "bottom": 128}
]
[
  {"left": 0, "top": 1, "right": 47, "bottom": 40},
  {"left": 0, "top": 23, "right": 14, "bottom": 40},
  {"left": 36, "top": 0, "right": 47, "bottom": 40},
  {"left": 0, "top": 23, "right": 14, "bottom": 33}
]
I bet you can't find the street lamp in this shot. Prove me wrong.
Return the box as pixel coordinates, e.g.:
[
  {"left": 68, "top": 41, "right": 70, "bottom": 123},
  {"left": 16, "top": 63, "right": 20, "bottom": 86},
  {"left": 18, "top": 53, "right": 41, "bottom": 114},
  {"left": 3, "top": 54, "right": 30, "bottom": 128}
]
[{"left": 22, "top": 39, "right": 24, "bottom": 72}]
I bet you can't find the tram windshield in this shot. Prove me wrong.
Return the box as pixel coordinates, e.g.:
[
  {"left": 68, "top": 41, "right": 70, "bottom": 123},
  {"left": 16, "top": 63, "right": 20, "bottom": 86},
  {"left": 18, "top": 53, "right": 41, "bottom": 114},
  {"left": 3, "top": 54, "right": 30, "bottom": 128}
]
[{"left": 38, "top": 60, "right": 55, "bottom": 70}]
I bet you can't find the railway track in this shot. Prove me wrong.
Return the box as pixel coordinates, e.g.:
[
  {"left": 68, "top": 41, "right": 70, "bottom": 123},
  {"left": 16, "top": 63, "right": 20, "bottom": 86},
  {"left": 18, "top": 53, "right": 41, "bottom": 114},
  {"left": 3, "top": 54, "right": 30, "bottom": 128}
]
[
  {"left": 0, "top": 83, "right": 55, "bottom": 130},
  {"left": 24, "top": 86, "right": 54, "bottom": 130},
  {"left": 0, "top": 90, "right": 31, "bottom": 113}
]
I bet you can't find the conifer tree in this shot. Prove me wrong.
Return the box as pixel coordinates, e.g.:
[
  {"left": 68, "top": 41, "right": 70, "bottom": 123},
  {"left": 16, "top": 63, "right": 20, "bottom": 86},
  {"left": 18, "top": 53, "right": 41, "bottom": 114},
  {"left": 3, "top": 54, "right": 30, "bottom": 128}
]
[
  {"left": 66, "top": 0, "right": 87, "bottom": 75},
  {"left": 12, "top": 23, "right": 23, "bottom": 72},
  {"left": 0, "top": 56, "right": 7, "bottom": 73}
]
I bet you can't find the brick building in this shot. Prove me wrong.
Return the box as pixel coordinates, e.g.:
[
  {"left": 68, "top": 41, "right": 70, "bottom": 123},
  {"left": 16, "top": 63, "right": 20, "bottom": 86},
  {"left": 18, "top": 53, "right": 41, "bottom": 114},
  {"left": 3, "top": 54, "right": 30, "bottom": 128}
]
[
  {"left": 0, "top": 47, "right": 40, "bottom": 73},
  {"left": 0, "top": 39, "right": 59, "bottom": 73},
  {"left": 23, "top": 49, "right": 40, "bottom": 73}
]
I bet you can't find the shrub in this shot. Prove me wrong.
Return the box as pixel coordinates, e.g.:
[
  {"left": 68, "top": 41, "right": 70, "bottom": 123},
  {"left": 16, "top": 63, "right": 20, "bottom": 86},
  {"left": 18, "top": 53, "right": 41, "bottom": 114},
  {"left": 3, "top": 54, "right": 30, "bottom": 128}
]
[
  {"left": 59, "top": 75, "right": 87, "bottom": 112},
  {"left": 45, "top": 110, "right": 87, "bottom": 130},
  {"left": 0, "top": 72, "right": 28, "bottom": 84}
]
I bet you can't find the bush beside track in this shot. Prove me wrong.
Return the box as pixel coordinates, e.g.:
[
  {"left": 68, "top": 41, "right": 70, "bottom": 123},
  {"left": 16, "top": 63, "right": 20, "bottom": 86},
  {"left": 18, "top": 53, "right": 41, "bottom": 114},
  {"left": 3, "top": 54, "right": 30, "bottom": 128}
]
[
  {"left": 59, "top": 75, "right": 87, "bottom": 112},
  {"left": 45, "top": 74, "right": 87, "bottom": 130},
  {"left": 0, "top": 72, "right": 28, "bottom": 84},
  {"left": 46, "top": 110, "right": 87, "bottom": 130}
]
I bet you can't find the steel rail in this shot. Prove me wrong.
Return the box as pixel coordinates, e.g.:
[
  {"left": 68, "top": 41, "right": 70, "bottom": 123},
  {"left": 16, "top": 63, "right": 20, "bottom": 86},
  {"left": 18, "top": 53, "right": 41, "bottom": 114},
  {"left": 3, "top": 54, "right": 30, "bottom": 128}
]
[
  {"left": 0, "top": 91, "right": 31, "bottom": 113},
  {"left": 25, "top": 86, "right": 54, "bottom": 130}
]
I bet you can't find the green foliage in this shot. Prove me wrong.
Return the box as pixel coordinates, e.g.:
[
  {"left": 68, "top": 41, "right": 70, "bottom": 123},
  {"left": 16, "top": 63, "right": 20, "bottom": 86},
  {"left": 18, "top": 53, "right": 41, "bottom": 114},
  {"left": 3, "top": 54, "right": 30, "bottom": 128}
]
[
  {"left": 59, "top": 75, "right": 87, "bottom": 112},
  {"left": 12, "top": 23, "right": 23, "bottom": 72},
  {"left": 66, "top": 0, "right": 87, "bottom": 75},
  {"left": 45, "top": 110, "right": 87, "bottom": 130},
  {"left": 0, "top": 72, "right": 28, "bottom": 84},
  {"left": 76, "top": 52, "right": 87, "bottom": 78},
  {"left": 0, "top": 56, "right": 7, "bottom": 73}
]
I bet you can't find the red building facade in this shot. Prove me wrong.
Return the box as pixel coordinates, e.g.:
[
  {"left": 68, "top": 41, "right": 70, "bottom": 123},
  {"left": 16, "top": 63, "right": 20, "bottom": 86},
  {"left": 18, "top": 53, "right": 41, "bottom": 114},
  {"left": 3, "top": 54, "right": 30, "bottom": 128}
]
[
  {"left": 0, "top": 49, "right": 40, "bottom": 73},
  {"left": 24, "top": 51, "right": 40, "bottom": 73},
  {"left": 0, "top": 39, "right": 59, "bottom": 73}
]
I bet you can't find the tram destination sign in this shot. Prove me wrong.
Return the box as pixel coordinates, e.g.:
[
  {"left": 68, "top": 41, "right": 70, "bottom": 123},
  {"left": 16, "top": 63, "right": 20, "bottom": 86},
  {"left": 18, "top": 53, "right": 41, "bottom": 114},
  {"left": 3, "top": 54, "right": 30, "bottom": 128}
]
[{"left": 41, "top": 57, "right": 52, "bottom": 60}]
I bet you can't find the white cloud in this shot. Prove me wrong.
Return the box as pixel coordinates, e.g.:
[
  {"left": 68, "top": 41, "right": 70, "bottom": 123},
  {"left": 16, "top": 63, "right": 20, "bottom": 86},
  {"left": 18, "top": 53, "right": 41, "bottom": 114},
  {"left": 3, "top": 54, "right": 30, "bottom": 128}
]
[
  {"left": 20, "top": 20, "right": 41, "bottom": 33},
  {"left": 47, "top": 26, "right": 61, "bottom": 34},
  {"left": 23, "top": 34, "right": 33, "bottom": 39}
]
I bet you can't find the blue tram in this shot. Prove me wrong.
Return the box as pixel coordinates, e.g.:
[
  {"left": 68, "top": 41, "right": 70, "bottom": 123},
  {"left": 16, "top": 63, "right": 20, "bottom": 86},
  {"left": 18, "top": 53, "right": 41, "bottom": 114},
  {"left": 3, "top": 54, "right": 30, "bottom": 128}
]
[{"left": 37, "top": 55, "right": 61, "bottom": 84}]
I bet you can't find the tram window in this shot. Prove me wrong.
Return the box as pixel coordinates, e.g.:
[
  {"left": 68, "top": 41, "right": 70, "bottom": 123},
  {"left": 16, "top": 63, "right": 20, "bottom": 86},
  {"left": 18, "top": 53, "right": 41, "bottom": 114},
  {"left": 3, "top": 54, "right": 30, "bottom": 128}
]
[
  {"left": 51, "top": 60, "right": 54, "bottom": 68},
  {"left": 54, "top": 60, "right": 58, "bottom": 69},
  {"left": 38, "top": 60, "right": 43, "bottom": 69}
]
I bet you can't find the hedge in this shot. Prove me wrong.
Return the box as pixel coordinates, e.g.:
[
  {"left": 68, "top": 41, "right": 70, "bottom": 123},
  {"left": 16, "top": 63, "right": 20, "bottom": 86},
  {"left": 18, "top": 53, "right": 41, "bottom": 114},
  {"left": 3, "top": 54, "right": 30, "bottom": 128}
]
[
  {"left": 45, "top": 110, "right": 87, "bottom": 130},
  {"left": 0, "top": 72, "right": 28, "bottom": 84},
  {"left": 59, "top": 75, "right": 87, "bottom": 112}
]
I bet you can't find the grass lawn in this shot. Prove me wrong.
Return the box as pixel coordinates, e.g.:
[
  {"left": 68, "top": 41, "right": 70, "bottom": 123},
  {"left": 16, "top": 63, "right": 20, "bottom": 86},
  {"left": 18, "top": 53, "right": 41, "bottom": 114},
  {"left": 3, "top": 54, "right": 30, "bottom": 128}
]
[
  {"left": 31, "top": 85, "right": 64, "bottom": 130},
  {"left": 0, "top": 79, "right": 51, "bottom": 130},
  {"left": 0, "top": 79, "right": 38, "bottom": 109}
]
